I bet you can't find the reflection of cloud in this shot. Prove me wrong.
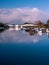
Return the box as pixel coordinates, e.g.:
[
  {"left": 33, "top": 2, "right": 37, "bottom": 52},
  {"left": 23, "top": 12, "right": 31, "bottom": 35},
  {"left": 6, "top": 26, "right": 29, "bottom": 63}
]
[
  {"left": 0, "top": 30, "right": 42, "bottom": 43},
  {"left": 0, "top": 8, "right": 49, "bottom": 23}
]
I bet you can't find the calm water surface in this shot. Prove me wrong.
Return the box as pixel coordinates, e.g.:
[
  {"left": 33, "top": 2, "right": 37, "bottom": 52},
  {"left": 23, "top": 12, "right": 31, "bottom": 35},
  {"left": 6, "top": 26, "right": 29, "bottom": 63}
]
[{"left": 0, "top": 29, "right": 49, "bottom": 65}]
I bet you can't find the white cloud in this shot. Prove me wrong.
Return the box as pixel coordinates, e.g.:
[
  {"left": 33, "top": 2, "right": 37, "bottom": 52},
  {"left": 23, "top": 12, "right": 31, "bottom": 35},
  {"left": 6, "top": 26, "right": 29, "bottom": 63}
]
[{"left": 0, "top": 8, "right": 49, "bottom": 23}]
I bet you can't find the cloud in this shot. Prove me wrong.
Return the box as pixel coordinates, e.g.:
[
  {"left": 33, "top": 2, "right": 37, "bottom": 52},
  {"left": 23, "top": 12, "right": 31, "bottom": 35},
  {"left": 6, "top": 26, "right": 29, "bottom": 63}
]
[{"left": 0, "top": 8, "right": 49, "bottom": 23}]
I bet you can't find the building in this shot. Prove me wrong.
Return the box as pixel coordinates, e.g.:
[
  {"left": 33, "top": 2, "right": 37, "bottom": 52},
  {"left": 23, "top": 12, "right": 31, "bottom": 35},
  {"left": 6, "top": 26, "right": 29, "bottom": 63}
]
[
  {"left": 15, "top": 25, "right": 21, "bottom": 30},
  {"left": 8, "top": 24, "right": 14, "bottom": 28},
  {"left": 22, "top": 24, "right": 38, "bottom": 27}
]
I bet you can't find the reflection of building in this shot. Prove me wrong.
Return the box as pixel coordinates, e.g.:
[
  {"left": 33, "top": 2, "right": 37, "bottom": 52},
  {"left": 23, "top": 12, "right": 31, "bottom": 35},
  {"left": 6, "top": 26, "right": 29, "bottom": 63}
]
[
  {"left": 8, "top": 28, "right": 14, "bottom": 31},
  {"left": 46, "top": 29, "right": 49, "bottom": 33},
  {"left": 21, "top": 25, "right": 23, "bottom": 30},
  {"left": 46, "top": 29, "right": 49, "bottom": 38},
  {"left": 38, "top": 30, "right": 42, "bottom": 36},
  {"left": 37, "top": 28, "right": 46, "bottom": 36},
  {"left": 8, "top": 24, "right": 15, "bottom": 31},
  {"left": 47, "top": 32, "right": 49, "bottom": 38}
]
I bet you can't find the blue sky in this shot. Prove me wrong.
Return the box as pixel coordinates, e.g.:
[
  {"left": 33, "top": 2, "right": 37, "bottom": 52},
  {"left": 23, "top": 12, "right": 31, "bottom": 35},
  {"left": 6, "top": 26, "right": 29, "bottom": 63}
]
[{"left": 0, "top": 0, "right": 49, "bottom": 11}]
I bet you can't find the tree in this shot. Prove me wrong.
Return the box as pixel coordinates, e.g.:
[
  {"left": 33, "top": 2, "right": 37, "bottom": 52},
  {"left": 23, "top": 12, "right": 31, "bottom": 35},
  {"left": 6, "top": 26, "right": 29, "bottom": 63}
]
[
  {"left": 36, "top": 20, "right": 43, "bottom": 28},
  {"left": 38, "top": 20, "right": 42, "bottom": 25},
  {"left": 0, "top": 22, "right": 9, "bottom": 29},
  {"left": 0, "top": 22, "right": 5, "bottom": 27},
  {"left": 24, "top": 22, "right": 29, "bottom": 24},
  {"left": 47, "top": 20, "right": 49, "bottom": 28}
]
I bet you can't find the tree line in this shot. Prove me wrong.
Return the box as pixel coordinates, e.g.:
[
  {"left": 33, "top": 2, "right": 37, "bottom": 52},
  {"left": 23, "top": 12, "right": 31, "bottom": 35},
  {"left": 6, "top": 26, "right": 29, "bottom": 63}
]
[{"left": 0, "top": 19, "right": 49, "bottom": 28}]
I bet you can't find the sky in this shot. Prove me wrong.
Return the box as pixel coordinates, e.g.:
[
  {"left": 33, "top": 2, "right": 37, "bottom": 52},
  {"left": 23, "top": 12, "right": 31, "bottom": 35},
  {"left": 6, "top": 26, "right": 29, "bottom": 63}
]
[
  {"left": 0, "top": 0, "right": 49, "bottom": 11},
  {"left": 0, "top": 0, "right": 49, "bottom": 23}
]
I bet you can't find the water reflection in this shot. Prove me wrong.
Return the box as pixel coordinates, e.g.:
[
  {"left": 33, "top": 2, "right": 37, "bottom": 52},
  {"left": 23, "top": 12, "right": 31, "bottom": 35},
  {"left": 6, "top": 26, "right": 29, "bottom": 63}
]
[
  {"left": 0, "top": 28, "right": 9, "bottom": 33},
  {"left": 0, "top": 27, "right": 49, "bottom": 43}
]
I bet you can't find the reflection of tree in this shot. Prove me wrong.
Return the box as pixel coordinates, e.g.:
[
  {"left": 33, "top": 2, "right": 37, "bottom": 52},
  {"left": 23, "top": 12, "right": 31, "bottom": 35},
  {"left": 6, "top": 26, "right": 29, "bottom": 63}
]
[
  {"left": 0, "top": 29, "right": 5, "bottom": 33},
  {"left": 0, "top": 28, "right": 9, "bottom": 33},
  {"left": 0, "top": 32, "right": 5, "bottom": 42},
  {"left": 47, "top": 32, "right": 49, "bottom": 38},
  {"left": 0, "top": 29, "right": 5, "bottom": 42},
  {"left": 48, "top": 34, "right": 49, "bottom": 38},
  {"left": 29, "top": 30, "right": 34, "bottom": 35}
]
